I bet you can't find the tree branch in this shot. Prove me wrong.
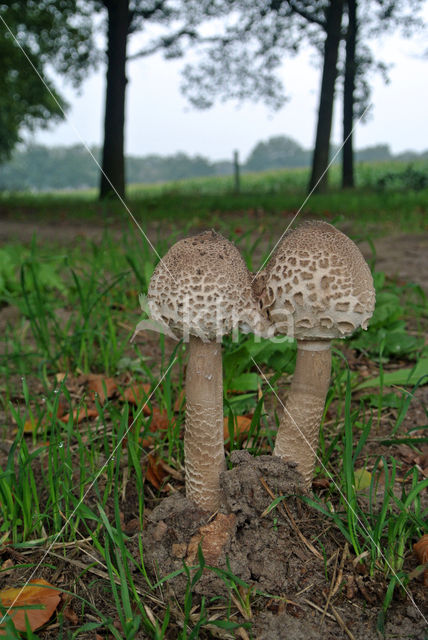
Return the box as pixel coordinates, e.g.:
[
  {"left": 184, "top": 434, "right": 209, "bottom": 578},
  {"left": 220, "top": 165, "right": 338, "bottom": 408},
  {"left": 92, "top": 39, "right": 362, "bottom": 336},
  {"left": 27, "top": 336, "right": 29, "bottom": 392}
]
[
  {"left": 127, "top": 27, "right": 198, "bottom": 59},
  {"left": 286, "top": 0, "right": 325, "bottom": 27}
]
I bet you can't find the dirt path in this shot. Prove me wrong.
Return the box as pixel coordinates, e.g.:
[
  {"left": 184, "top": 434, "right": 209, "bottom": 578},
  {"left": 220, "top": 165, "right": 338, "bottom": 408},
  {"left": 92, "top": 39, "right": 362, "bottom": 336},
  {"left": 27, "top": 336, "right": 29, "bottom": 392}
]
[
  {"left": 2, "top": 218, "right": 428, "bottom": 294},
  {"left": 359, "top": 234, "right": 428, "bottom": 294}
]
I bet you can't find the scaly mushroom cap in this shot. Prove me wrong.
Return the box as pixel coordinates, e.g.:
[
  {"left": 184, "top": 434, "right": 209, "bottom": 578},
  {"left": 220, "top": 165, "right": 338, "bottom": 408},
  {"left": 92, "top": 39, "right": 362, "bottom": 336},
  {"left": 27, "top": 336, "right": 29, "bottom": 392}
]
[
  {"left": 258, "top": 221, "right": 375, "bottom": 339},
  {"left": 148, "top": 230, "right": 268, "bottom": 341}
]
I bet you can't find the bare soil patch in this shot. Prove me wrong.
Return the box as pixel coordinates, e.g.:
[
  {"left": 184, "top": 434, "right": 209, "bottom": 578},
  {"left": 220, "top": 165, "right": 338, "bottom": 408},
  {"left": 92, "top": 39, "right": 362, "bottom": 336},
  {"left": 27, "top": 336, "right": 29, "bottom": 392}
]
[{"left": 142, "top": 451, "right": 427, "bottom": 640}]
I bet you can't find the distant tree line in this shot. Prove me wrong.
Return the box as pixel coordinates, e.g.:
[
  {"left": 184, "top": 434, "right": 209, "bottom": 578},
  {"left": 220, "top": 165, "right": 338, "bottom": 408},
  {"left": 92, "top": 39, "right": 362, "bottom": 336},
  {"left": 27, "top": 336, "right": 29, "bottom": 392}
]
[{"left": 0, "top": 137, "right": 426, "bottom": 191}]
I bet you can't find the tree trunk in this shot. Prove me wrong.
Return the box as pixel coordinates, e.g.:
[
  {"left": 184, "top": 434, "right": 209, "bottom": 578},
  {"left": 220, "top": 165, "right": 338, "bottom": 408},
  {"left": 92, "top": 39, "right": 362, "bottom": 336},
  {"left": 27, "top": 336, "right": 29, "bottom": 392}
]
[
  {"left": 99, "top": 0, "right": 129, "bottom": 200},
  {"left": 308, "top": 0, "right": 344, "bottom": 194},
  {"left": 342, "top": 0, "right": 357, "bottom": 188}
]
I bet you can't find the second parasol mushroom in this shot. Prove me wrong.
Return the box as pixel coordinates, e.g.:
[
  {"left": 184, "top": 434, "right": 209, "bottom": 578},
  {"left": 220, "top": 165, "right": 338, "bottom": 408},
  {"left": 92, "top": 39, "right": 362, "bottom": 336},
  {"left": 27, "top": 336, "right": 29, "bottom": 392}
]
[
  {"left": 148, "top": 230, "right": 268, "bottom": 512},
  {"left": 257, "top": 221, "right": 375, "bottom": 489}
]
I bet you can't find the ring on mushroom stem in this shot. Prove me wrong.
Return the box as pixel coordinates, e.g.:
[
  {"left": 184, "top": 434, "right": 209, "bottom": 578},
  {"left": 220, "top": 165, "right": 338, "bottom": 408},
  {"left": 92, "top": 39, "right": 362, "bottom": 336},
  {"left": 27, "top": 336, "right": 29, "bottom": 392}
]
[
  {"left": 257, "top": 221, "right": 375, "bottom": 490},
  {"left": 147, "top": 230, "right": 269, "bottom": 512}
]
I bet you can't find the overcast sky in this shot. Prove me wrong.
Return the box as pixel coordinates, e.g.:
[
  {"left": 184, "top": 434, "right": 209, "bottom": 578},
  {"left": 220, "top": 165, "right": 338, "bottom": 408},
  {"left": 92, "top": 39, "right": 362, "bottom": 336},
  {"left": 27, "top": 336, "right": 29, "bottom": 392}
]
[{"left": 33, "top": 18, "right": 428, "bottom": 163}]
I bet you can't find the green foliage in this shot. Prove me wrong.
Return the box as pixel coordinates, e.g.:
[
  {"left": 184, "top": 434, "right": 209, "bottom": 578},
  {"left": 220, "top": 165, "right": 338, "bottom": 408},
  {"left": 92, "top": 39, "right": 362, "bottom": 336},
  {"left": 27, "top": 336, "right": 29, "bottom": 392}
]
[
  {"left": 0, "top": 244, "right": 65, "bottom": 303},
  {"left": 245, "top": 135, "right": 310, "bottom": 171},
  {"left": 0, "top": 1, "right": 97, "bottom": 161},
  {"left": 355, "top": 144, "right": 393, "bottom": 163},
  {"left": 2, "top": 144, "right": 428, "bottom": 193},
  {"left": 376, "top": 164, "right": 428, "bottom": 192},
  {"left": 351, "top": 272, "right": 427, "bottom": 361}
]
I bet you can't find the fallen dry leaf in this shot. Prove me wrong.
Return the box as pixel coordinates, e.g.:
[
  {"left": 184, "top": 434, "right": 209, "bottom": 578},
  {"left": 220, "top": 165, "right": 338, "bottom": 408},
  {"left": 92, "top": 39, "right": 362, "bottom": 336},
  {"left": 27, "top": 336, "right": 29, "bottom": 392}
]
[
  {"left": 140, "top": 436, "right": 154, "bottom": 448},
  {"left": 87, "top": 374, "right": 117, "bottom": 404},
  {"left": 0, "top": 559, "right": 13, "bottom": 573},
  {"left": 0, "top": 578, "right": 61, "bottom": 635},
  {"left": 354, "top": 468, "right": 372, "bottom": 491},
  {"left": 223, "top": 415, "right": 252, "bottom": 441},
  {"left": 145, "top": 454, "right": 168, "bottom": 490},
  {"left": 415, "top": 446, "right": 428, "bottom": 477},
  {"left": 149, "top": 408, "right": 173, "bottom": 433},
  {"left": 186, "top": 513, "right": 236, "bottom": 565},
  {"left": 312, "top": 477, "right": 331, "bottom": 490},
  {"left": 56, "top": 398, "right": 67, "bottom": 419},
  {"left": 62, "top": 605, "right": 79, "bottom": 625},
  {"left": 173, "top": 390, "right": 185, "bottom": 412},
  {"left": 60, "top": 407, "right": 99, "bottom": 424},
  {"left": 123, "top": 383, "right": 151, "bottom": 409},
  {"left": 20, "top": 397, "right": 68, "bottom": 435},
  {"left": 22, "top": 419, "right": 37, "bottom": 434},
  {"left": 123, "top": 518, "right": 141, "bottom": 535},
  {"left": 413, "top": 534, "right": 428, "bottom": 586}
]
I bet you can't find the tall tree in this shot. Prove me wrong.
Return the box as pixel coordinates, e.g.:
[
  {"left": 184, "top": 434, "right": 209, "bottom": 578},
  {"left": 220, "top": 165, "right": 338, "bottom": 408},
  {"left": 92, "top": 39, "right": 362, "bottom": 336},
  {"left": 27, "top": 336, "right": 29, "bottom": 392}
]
[
  {"left": 0, "top": 1, "right": 96, "bottom": 163},
  {"left": 180, "top": 0, "right": 345, "bottom": 194},
  {"left": 94, "top": 0, "right": 202, "bottom": 199},
  {"left": 181, "top": 0, "right": 426, "bottom": 195},
  {"left": 341, "top": 0, "right": 424, "bottom": 189},
  {"left": 307, "top": 0, "right": 344, "bottom": 192},
  {"left": 99, "top": 0, "right": 130, "bottom": 200},
  {"left": 342, "top": 0, "right": 357, "bottom": 188}
]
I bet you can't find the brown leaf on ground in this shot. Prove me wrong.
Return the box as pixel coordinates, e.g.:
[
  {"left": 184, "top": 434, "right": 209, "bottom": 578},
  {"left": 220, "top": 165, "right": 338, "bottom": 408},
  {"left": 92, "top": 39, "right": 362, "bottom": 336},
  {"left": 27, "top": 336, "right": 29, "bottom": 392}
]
[
  {"left": 415, "top": 446, "right": 428, "bottom": 477},
  {"left": 149, "top": 408, "right": 174, "bottom": 433},
  {"left": 87, "top": 374, "right": 117, "bottom": 404},
  {"left": 173, "top": 389, "right": 185, "bottom": 412},
  {"left": 396, "top": 444, "right": 418, "bottom": 465},
  {"left": 113, "top": 618, "right": 123, "bottom": 632},
  {"left": 53, "top": 373, "right": 87, "bottom": 395},
  {"left": 413, "top": 534, "right": 428, "bottom": 586},
  {"left": 0, "top": 559, "right": 13, "bottom": 573},
  {"left": 223, "top": 416, "right": 252, "bottom": 441},
  {"left": 123, "top": 383, "right": 151, "bottom": 409},
  {"left": 20, "top": 397, "right": 68, "bottom": 435},
  {"left": 60, "top": 407, "right": 99, "bottom": 424},
  {"left": 123, "top": 518, "right": 141, "bottom": 535},
  {"left": 62, "top": 605, "right": 79, "bottom": 625},
  {"left": 0, "top": 579, "right": 61, "bottom": 634},
  {"left": 140, "top": 436, "right": 154, "bottom": 449},
  {"left": 312, "top": 478, "right": 331, "bottom": 490},
  {"left": 54, "top": 398, "right": 67, "bottom": 419},
  {"left": 186, "top": 513, "right": 237, "bottom": 565},
  {"left": 145, "top": 454, "right": 168, "bottom": 490}
]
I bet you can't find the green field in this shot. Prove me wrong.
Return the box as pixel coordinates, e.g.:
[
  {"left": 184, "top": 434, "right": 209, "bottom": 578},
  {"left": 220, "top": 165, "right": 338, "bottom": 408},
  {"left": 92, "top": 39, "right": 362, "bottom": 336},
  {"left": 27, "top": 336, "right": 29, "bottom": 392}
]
[{"left": 1, "top": 160, "right": 428, "bottom": 234}]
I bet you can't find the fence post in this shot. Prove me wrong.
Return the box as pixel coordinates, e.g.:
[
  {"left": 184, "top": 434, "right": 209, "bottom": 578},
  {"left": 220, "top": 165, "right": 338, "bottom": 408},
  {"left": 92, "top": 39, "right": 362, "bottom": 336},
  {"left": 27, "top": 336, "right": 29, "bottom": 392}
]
[{"left": 233, "top": 150, "right": 240, "bottom": 194}]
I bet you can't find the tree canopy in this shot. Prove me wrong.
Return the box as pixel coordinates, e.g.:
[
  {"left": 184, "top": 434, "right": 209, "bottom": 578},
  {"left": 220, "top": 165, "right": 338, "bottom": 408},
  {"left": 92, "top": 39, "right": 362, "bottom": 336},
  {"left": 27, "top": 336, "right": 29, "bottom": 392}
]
[
  {"left": 181, "top": 0, "right": 426, "bottom": 193},
  {"left": 0, "top": 1, "right": 97, "bottom": 163},
  {"left": 246, "top": 136, "right": 310, "bottom": 171}
]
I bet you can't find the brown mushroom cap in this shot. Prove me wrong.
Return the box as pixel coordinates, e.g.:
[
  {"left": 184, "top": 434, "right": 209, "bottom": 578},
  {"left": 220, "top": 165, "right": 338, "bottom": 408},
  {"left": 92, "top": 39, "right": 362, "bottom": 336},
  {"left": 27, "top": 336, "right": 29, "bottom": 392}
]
[
  {"left": 148, "top": 230, "right": 267, "bottom": 341},
  {"left": 258, "top": 221, "right": 375, "bottom": 340}
]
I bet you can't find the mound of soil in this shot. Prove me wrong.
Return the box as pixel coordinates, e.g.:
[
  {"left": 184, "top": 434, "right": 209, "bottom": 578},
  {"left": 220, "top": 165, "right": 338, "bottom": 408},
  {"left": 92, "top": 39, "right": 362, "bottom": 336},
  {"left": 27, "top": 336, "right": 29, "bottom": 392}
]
[{"left": 142, "top": 451, "right": 427, "bottom": 639}]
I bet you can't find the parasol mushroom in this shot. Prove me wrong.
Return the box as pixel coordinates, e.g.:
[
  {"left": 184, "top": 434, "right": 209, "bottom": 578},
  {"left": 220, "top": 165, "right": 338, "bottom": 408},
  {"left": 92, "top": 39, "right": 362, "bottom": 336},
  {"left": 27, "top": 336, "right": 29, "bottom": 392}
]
[
  {"left": 257, "top": 221, "right": 375, "bottom": 489},
  {"left": 148, "top": 230, "right": 267, "bottom": 511}
]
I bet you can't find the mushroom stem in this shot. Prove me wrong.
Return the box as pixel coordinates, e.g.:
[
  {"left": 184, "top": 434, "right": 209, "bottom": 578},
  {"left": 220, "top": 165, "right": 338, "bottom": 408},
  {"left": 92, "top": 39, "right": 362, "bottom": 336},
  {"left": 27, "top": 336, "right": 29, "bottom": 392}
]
[
  {"left": 273, "top": 340, "right": 331, "bottom": 490},
  {"left": 184, "top": 335, "right": 226, "bottom": 511}
]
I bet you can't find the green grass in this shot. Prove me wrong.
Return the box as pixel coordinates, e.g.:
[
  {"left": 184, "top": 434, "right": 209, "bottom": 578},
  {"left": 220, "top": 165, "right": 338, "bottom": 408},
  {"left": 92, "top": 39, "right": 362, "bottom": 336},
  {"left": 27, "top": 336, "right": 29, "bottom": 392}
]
[
  {"left": 1, "top": 159, "right": 427, "bottom": 233},
  {"left": 0, "top": 166, "right": 427, "bottom": 636}
]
